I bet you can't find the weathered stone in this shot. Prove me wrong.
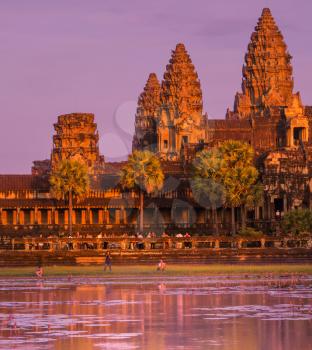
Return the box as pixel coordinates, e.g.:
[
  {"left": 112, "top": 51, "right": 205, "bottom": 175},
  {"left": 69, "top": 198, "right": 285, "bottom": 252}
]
[
  {"left": 51, "top": 113, "right": 105, "bottom": 174},
  {"left": 132, "top": 73, "right": 161, "bottom": 152},
  {"left": 157, "top": 43, "right": 207, "bottom": 160},
  {"left": 1, "top": 7, "right": 312, "bottom": 238},
  {"left": 227, "top": 8, "right": 303, "bottom": 119}
]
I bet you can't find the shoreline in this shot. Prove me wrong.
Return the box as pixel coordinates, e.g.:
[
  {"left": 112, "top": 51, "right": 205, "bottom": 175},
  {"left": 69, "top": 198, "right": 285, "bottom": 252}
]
[{"left": 0, "top": 264, "right": 312, "bottom": 277}]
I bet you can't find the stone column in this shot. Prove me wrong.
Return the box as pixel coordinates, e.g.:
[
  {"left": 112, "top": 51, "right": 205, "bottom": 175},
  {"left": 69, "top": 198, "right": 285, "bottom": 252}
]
[
  {"left": 54, "top": 210, "right": 59, "bottom": 225},
  {"left": 51, "top": 208, "right": 55, "bottom": 225},
  {"left": 89, "top": 208, "right": 93, "bottom": 225},
  {"left": 98, "top": 209, "right": 103, "bottom": 225},
  {"left": 186, "top": 207, "right": 190, "bottom": 228},
  {"left": 72, "top": 209, "right": 76, "bottom": 225},
  {"left": 266, "top": 197, "right": 271, "bottom": 220},
  {"left": 283, "top": 194, "right": 288, "bottom": 213},
  {"left": 37, "top": 210, "right": 42, "bottom": 225},
  {"left": 13, "top": 209, "right": 18, "bottom": 225},
  {"left": 20, "top": 209, "right": 25, "bottom": 225},
  {"left": 0, "top": 208, "right": 2, "bottom": 225},
  {"left": 30, "top": 209, "right": 35, "bottom": 225},
  {"left": 81, "top": 209, "right": 86, "bottom": 224},
  {"left": 123, "top": 208, "right": 127, "bottom": 224},
  {"left": 34, "top": 207, "right": 38, "bottom": 224},
  {"left": 48, "top": 210, "right": 52, "bottom": 225},
  {"left": 255, "top": 206, "right": 259, "bottom": 220},
  {"left": 86, "top": 207, "right": 91, "bottom": 224},
  {"left": 115, "top": 209, "right": 120, "bottom": 224},
  {"left": 104, "top": 209, "right": 109, "bottom": 224}
]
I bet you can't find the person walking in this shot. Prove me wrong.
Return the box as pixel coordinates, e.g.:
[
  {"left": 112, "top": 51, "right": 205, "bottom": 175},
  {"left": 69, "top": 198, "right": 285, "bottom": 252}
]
[{"left": 104, "top": 251, "right": 112, "bottom": 272}]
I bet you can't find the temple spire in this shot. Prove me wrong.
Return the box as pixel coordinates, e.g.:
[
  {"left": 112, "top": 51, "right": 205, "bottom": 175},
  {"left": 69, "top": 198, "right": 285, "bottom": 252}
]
[
  {"left": 228, "top": 8, "right": 301, "bottom": 119},
  {"left": 157, "top": 43, "right": 207, "bottom": 160},
  {"left": 137, "top": 73, "right": 161, "bottom": 116},
  {"left": 161, "top": 43, "right": 203, "bottom": 116},
  {"left": 132, "top": 73, "right": 161, "bottom": 152}
]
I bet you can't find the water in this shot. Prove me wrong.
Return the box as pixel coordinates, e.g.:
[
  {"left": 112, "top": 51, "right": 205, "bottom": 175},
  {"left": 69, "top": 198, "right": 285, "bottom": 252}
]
[{"left": 0, "top": 275, "right": 311, "bottom": 349}]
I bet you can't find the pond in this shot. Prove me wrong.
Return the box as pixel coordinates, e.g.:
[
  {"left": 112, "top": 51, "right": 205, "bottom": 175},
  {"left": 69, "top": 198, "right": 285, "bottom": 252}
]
[{"left": 0, "top": 275, "right": 311, "bottom": 349}]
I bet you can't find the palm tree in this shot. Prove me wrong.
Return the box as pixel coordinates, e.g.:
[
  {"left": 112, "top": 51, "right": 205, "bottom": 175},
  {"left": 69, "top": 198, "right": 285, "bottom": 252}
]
[
  {"left": 218, "top": 140, "right": 259, "bottom": 234},
  {"left": 243, "top": 182, "right": 264, "bottom": 228},
  {"left": 192, "top": 149, "right": 225, "bottom": 234},
  {"left": 120, "top": 150, "right": 164, "bottom": 232},
  {"left": 50, "top": 160, "right": 89, "bottom": 236}
]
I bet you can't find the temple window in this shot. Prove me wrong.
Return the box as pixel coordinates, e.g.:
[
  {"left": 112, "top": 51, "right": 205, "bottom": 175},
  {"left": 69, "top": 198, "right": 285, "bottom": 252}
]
[
  {"left": 293, "top": 127, "right": 306, "bottom": 144},
  {"left": 6, "top": 210, "right": 13, "bottom": 225},
  {"left": 274, "top": 198, "right": 284, "bottom": 213},
  {"left": 75, "top": 209, "right": 82, "bottom": 224},
  {"left": 41, "top": 210, "right": 48, "bottom": 224},
  {"left": 182, "top": 135, "right": 189, "bottom": 145},
  {"left": 91, "top": 209, "right": 99, "bottom": 224},
  {"left": 58, "top": 210, "right": 65, "bottom": 225},
  {"left": 164, "top": 140, "right": 168, "bottom": 149},
  {"left": 24, "top": 210, "right": 31, "bottom": 225}
]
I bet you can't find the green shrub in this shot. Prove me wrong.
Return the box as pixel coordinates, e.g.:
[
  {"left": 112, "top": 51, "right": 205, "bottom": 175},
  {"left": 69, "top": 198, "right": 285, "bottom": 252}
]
[
  {"left": 237, "top": 227, "right": 263, "bottom": 238},
  {"left": 281, "top": 209, "right": 312, "bottom": 235}
]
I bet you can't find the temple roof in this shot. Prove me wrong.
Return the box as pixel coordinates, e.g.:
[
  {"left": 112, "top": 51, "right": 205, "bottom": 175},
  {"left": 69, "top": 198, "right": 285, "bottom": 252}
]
[
  {"left": 136, "top": 73, "right": 161, "bottom": 116},
  {"left": 0, "top": 175, "right": 50, "bottom": 192},
  {"left": 161, "top": 43, "right": 203, "bottom": 115},
  {"left": 231, "top": 8, "right": 296, "bottom": 119},
  {"left": 0, "top": 162, "right": 188, "bottom": 193},
  {"left": 207, "top": 119, "right": 252, "bottom": 129}
]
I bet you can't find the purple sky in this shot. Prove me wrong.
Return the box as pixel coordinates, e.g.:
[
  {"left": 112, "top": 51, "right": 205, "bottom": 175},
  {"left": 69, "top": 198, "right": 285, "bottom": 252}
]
[{"left": 0, "top": 0, "right": 311, "bottom": 173}]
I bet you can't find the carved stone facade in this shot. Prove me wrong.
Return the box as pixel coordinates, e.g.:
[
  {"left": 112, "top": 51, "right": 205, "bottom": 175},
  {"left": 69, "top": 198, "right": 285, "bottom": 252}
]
[
  {"left": 132, "top": 73, "right": 161, "bottom": 152},
  {"left": 157, "top": 43, "right": 207, "bottom": 160},
  {"left": 206, "top": 8, "right": 310, "bottom": 155},
  {"left": 51, "top": 113, "right": 105, "bottom": 174},
  {"left": 227, "top": 8, "right": 301, "bottom": 120},
  {"left": 1, "top": 8, "right": 312, "bottom": 237},
  {"left": 133, "top": 43, "right": 208, "bottom": 160}
]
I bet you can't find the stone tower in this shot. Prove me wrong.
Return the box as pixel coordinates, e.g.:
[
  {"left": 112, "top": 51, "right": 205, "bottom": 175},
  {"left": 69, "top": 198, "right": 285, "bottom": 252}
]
[
  {"left": 227, "top": 8, "right": 303, "bottom": 120},
  {"left": 132, "top": 73, "right": 161, "bottom": 152},
  {"left": 157, "top": 43, "right": 207, "bottom": 160},
  {"left": 51, "top": 113, "right": 105, "bottom": 173}
]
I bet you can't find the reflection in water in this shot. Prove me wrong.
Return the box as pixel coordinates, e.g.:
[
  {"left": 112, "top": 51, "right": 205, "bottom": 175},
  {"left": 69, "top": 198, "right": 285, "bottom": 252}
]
[{"left": 0, "top": 275, "right": 311, "bottom": 350}]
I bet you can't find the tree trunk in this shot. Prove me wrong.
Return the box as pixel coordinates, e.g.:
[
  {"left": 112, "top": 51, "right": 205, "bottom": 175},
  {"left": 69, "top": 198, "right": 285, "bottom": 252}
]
[
  {"left": 213, "top": 206, "right": 219, "bottom": 235},
  {"left": 69, "top": 189, "right": 73, "bottom": 237},
  {"left": 139, "top": 189, "right": 144, "bottom": 232},
  {"left": 241, "top": 204, "right": 246, "bottom": 230},
  {"left": 231, "top": 206, "right": 236, "bottom": 235}
]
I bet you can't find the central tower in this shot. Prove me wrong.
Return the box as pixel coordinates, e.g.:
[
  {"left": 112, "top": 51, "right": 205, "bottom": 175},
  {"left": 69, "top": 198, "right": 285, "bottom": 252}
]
[{"left": 157, "top": 43, "right": 207, "bottom": 160}]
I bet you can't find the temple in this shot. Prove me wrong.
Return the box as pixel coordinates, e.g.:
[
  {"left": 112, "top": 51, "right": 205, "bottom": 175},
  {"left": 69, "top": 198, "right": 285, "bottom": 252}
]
[{"left": 1, "top": 8, "right": 312, "bottom": 236}]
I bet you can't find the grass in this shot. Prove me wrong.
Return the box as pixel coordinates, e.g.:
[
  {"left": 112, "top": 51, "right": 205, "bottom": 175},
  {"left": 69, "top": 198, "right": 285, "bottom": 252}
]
[{"left": 0, "top": 264, "right": 312, "bottom": 277}]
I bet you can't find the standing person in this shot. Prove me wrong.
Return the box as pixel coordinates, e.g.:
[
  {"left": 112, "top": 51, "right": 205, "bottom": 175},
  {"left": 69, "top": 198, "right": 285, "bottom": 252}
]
[
  {"left": 157, "top": 259, "right": 166, "bottom": 272},
  {"left": 104, "top": 251, "right": 112, "bottom": 272},
  {"left": 35, "top": 265, "right": 43, "bottom": 278}
]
